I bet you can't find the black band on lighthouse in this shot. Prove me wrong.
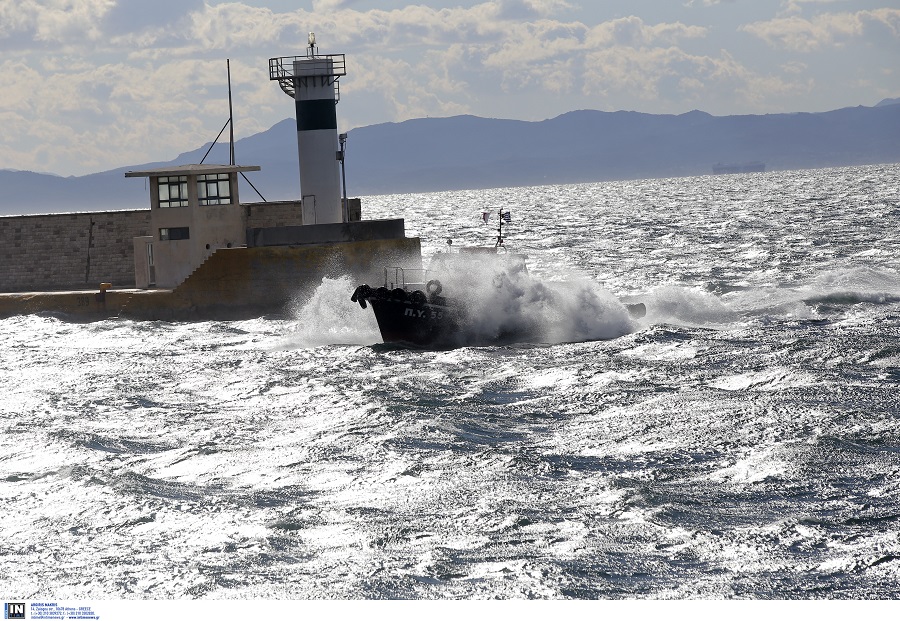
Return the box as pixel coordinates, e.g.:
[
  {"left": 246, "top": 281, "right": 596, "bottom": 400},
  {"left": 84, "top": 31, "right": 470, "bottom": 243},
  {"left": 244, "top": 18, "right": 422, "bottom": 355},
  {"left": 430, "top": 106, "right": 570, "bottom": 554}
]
[{"left": 296, "top": 99, "right": 337, "bottom": 132}]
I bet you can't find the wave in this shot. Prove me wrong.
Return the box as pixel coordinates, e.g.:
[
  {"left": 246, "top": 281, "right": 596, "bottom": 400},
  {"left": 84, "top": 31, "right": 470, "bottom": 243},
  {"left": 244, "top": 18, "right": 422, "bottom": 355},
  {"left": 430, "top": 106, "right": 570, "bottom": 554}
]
[
  {"left": 407, "top": 254, "right": 636, "bottom": 345},
  {"left": 698, "top": 266, "right": 900, "bottom": 322},
  {"left": 283, "top": 275, "right": 382, "bottom": 347},
  {"left": 282, "top": 263, "right": 900, "bottom": 349}
]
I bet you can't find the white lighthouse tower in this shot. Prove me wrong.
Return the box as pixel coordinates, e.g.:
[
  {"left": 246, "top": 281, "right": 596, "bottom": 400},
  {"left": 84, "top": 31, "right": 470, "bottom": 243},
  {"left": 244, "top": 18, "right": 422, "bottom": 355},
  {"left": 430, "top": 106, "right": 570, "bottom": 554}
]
[{"left": 269, "top": 34, "right": 346, "bottom": 224}]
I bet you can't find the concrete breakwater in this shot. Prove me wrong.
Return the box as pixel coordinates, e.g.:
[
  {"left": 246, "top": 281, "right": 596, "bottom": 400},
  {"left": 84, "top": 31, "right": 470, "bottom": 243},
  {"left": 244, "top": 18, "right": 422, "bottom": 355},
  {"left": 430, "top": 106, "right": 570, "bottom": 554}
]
[
  {"left": 0, "top": 234, "right": 421, "bottom": 321},
  {"left": 0, "top": 201, "right": 307, "bottom": 294}
]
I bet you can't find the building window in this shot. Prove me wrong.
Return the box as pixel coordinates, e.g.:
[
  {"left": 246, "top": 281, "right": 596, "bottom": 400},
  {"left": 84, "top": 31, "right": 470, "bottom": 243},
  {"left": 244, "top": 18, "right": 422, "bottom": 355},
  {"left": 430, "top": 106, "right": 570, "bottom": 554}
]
[
  {"left": 158, "top": 176, "right": 189, "bottom": 207},
  {"left": 198, "top": 173, "right": 233, "bottom": 205},
  {"left": 159, "top": 227, "right": 190, "bottom": 241}
]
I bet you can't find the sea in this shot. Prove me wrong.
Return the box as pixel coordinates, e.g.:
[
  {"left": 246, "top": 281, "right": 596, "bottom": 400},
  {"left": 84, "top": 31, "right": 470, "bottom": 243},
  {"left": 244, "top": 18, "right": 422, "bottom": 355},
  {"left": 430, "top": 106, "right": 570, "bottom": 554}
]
[{"left": 1, "top": 164, "right": 899, "bottom": 601}]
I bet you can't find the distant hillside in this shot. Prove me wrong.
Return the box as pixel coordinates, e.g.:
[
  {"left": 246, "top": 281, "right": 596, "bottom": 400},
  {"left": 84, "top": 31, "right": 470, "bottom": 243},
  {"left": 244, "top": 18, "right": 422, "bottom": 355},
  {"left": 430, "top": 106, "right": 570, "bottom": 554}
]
[{"left": 3, "top": 103, "right": 900, "bottom": 215}]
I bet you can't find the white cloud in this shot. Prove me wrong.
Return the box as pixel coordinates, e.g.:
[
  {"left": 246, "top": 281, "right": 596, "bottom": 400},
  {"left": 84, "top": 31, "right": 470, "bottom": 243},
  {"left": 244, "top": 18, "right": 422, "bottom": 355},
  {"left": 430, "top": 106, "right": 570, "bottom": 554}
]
[
  {"left": 495, "top": 0, "right": 573, "bottom": 19},
  {"left": 586, "top": 16, "right": 707, "bottom": 47},
  {"left": 103, "top": 0, "right": 204, "bottom": 33},
  {"left": 741, "top": 9, "right": 900, "bottom": 52},
  {"left": 779, "top": 0, "right": 845, "bottom": 17},
  {"left": 781, "top": 60, "right": 808, "bottom": 74},
  {"left": 581, "top": 44, "right": 809, "bottom": 111},
  {"left": 187, "top": 3, "right": 290, "bottom": 51},
  {"left": 481, "top": 16, "right": 708, "bottom": 102},
  {"left": 0, "top": 0, "right": 115, "bottom": 45},
  {"left": 0, "top": 55, "right": 257, "bottom": 173}
]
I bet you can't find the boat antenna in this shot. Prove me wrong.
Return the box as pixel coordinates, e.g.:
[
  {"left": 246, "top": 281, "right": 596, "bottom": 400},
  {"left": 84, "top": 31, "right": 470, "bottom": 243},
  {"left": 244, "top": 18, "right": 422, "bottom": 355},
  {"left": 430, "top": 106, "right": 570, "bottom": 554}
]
[{"left": 495, "top": 207, "right": 504, "bottom": 248}]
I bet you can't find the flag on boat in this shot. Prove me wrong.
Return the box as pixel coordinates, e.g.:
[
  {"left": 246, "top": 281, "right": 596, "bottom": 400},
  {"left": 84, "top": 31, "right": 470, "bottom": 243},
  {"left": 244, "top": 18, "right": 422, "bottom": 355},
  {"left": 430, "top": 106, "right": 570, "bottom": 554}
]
[
  {"left": 502, "top": 211, "right": 511, "bottom": 222},
  {"left": 482, "top": 212, "right": 490, "bottom": 223}
]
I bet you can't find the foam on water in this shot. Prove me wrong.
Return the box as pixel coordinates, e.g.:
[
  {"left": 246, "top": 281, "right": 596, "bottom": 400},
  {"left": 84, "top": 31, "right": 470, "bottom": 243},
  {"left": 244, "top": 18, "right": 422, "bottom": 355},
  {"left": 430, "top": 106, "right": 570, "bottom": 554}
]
[
  {"left": 709, "top": 367, "right": 817, "bottom": 391},
  {"left": 725, "top": 265, "right": 900, "bottom": 320},
  {"left": 453, "top": 267, "right": 636, "bottom": 345},
  {"left": 409, "top": 252, "right": 637, "bottom": 345},
  {"left": 640, "top": 284, "right": 738, "bottom": 327}
]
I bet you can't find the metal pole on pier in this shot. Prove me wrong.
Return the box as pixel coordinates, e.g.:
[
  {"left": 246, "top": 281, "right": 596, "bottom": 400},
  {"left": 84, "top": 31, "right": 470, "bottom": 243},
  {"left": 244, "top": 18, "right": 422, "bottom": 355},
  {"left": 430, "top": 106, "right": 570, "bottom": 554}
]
[{"left": 227, "top": 59, "right": 235, "bottom": 166}]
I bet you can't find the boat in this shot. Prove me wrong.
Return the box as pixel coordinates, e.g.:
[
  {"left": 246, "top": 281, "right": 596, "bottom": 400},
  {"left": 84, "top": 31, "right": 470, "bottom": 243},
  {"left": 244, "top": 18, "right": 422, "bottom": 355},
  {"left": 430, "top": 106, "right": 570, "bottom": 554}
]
[
  {"left": 350, "top": 209, "right": 646, "bottom": 348},
  {"left": 351, "top": 247, "right": 526, "bottom": 347}
]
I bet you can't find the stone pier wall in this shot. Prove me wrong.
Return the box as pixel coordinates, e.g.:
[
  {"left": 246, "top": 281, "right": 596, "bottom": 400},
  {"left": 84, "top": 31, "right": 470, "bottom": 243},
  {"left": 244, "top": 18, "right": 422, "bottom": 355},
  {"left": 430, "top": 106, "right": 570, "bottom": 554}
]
[
  {"left": 0, "top": 210, "right": 152, "bottom": 293},
  {"left": 0, "top": 202, "right": 310, "bottom": 293}
]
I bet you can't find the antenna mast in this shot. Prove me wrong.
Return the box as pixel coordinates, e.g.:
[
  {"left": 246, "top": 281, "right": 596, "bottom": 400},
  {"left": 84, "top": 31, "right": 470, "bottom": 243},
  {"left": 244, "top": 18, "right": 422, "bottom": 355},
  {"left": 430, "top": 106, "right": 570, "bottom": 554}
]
[{"left": 227, "top": 59, "right": 235, "bottom": 166}]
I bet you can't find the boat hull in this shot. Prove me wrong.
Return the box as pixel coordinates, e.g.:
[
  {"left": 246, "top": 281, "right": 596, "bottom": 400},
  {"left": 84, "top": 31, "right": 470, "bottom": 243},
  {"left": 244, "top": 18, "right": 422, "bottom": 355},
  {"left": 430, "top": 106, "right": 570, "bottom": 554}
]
[
  {"left": 352, "top": 283, "right": 541, "bottom": 348},
  {"left": 367, "top": 296, "right": 460, "bottom": 347}
]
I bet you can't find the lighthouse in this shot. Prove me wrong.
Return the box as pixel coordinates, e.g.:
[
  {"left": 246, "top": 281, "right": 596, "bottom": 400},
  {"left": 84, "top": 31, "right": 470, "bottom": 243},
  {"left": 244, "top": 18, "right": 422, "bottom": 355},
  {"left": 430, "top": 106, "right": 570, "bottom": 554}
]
[{"left": 269, "top": 34, "right": 346, "bottom": 224}]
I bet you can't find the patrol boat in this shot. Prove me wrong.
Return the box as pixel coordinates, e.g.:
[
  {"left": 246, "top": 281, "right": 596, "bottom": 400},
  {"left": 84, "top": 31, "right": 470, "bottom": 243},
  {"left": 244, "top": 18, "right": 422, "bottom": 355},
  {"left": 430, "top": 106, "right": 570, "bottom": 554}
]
[
  {"left": 351, "top": 246, "right": 532, "bottom": 348},
  {"left": 350, "top": 209, "right": 646, "bottom": 348}
]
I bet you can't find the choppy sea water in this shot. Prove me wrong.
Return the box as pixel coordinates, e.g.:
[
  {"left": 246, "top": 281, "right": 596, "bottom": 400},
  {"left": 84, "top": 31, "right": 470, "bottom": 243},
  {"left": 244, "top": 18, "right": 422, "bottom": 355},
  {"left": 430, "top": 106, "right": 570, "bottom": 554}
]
[{"left": 2, "top": 164, "right": 899, "bottom": 599}]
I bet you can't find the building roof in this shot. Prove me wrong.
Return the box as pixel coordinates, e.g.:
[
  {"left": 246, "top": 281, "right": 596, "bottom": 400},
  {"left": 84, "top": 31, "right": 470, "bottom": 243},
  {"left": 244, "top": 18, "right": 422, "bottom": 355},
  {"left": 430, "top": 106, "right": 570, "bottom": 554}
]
[{"left": 124, "top": 164, "right": 261, "bottom": 178}]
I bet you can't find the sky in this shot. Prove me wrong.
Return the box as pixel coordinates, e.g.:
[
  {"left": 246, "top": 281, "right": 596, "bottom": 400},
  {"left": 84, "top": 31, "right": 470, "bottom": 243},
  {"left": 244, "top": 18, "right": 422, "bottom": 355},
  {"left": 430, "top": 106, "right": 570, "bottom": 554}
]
[{"left": 1, "top": 0, "right": 898, "bottom": 177}]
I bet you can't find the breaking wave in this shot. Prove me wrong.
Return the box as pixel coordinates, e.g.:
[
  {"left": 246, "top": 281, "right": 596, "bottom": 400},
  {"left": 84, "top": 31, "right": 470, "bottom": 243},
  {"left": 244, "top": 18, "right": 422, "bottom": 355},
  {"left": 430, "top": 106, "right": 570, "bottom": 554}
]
[
  {"left": 438, "top": 254, "right": 635, "bottom": 345},
  {"left": 284, "top": 276, "right": 381, "bottom": 347}
]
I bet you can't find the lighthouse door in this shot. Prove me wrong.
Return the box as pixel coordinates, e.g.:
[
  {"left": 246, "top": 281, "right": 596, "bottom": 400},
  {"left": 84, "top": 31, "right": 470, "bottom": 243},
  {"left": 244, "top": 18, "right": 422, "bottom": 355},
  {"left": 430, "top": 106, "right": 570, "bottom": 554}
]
[
  {"left": 302, "top": 194, "right": 317, "bottom": 225},
  {"left": 147, "top": 242, "right": 156, "bottom": 286}
]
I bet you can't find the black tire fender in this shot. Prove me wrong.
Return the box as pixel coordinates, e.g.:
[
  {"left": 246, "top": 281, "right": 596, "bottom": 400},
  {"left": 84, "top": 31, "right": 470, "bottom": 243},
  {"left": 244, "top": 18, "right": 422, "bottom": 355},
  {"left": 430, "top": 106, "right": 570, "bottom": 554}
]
[
  {"left": 409, "top": 290, "right": 427, "bottom": 306},
  {"left": 391, "top": 288, "right": 408, "bottom": 301},
  {"left": 351, "top": 284, "right": 371, "bottom": 309}
]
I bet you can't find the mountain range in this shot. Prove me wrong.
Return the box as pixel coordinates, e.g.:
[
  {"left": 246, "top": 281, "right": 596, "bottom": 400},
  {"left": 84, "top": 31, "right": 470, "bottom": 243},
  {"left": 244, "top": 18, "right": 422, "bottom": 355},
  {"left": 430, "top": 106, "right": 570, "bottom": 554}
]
[{"left": 2, "top": 100, "right": 899, "bottom": 215}]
